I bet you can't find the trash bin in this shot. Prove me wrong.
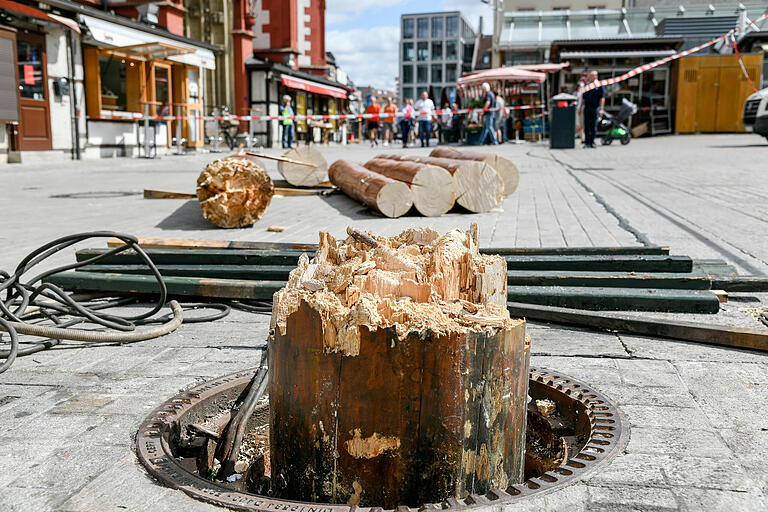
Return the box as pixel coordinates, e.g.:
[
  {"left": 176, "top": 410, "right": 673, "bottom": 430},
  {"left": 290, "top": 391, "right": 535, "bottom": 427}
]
[{"left": 550, "top": 93, "right": 577, "bottom": 149}]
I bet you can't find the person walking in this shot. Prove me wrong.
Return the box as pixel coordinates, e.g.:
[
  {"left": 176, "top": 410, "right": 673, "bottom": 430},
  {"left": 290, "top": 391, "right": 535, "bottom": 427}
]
[
  {"left": 414, "top": 91, "right": 435, "bottom": 147},
  {"left": 398, "top": 98, "right": 414, "bottom": 147},
  {"left": 451, "top": 101, "right": 463, "bottom": 143},
  {"left": 494, "top": 93, "right": 506, "bottom": 143},
  {"left": 366, "top": 95, "right": 381, "bottom": 147},
  {"left": 279, "top": 95, "right": 294, "bottom": 149},
  {"left": 439, "top": 102, "right": 452, "bottom": 143},
  {"left": 579, "top": 71, "right": 605, "bottom": 148},
  {"left": 382, "top": 97, "right": 397, "bottom": 146},
  {"left": 478, "top": 83, "right": 498, "bottom": 145}
]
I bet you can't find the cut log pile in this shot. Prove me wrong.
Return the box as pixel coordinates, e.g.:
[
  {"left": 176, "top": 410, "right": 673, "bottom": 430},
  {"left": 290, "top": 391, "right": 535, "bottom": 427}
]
[
  {"left": 268, "top": 225, "right": 529, "bottom": 507},
  {"left": 328, "top": 160, "right": 413, "bottom": 218},
  {"left": 328, "top": 148, "right": 519, "bottom": 218}
]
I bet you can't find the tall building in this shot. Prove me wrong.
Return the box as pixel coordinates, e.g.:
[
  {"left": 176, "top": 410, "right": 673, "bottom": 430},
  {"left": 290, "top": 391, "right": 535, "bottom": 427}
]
[{"left": 399, "top": 12, "right": 476, "bottom": 105}]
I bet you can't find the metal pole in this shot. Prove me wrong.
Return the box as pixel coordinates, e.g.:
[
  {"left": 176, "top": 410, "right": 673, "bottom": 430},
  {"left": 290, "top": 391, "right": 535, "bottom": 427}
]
[
  {"left": 143, "top": 103, "right": 151, "bottom": 158},
  {"left": 174, "top": 105, "right": 184, "bottom": 155},
  {"left": 248, "top": 109, "right": 255, "bottom": 150},
  {"left": 211, "top": 109, "right": 221, "bottom": 153}
]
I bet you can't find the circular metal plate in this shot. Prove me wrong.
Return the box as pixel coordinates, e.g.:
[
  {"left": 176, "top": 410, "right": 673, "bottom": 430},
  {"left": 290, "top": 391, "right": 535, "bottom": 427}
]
[{"left": 135, "top": 367, "right": 627, "bottom": 510}]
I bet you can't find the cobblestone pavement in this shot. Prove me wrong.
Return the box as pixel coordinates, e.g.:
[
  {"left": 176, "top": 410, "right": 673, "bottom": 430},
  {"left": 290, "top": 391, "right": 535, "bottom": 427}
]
[{"left": 1, "top": 134, "right": 767, "bottom": 511}]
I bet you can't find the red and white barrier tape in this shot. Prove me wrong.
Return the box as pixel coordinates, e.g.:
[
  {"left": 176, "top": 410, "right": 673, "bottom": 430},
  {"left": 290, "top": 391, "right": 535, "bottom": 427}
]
[
  {"left": 731, "top": 33, "right": 759, "bottom": 93},
  {"left": 90, "top": 105, "right": 544, "bottom": 122},
  {"left": 583, "top": 13, "right": 768, "bottom": 93}
]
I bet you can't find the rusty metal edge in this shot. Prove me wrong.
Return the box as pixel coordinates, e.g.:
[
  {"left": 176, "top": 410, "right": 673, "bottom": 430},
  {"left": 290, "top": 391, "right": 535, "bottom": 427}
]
[{"left": 134, "top": 367, "right": 627, "bottom": 511}]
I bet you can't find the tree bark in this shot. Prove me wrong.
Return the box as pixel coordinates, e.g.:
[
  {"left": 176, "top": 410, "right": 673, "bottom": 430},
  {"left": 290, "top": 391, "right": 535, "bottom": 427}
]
[
  {"left": 363, "top": 158, "right": 455, "bottom": 217},
  {"left": 196, "top": 156, "right": 274, "bottom": 228},
  {"left": 277, "top": 145, "right": 328, "bottom": 187},
  {"left": 329, "top": 160, "right": 413, "bottom": 218},
  {"left": 430, "top": 147, "right": 520, "bottom": 196},
  {"left": 375, "top": 154, "right": 503, "bottom": 213},
  {"left": 269, "top": 227, "right": 529, "bottom": 508}
]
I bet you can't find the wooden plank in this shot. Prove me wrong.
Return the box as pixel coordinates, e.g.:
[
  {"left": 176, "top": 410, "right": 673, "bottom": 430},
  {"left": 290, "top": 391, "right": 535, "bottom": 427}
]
[
  {"left": 506, "top": 301, "right": 768, "bottom": 353},
  {"left": 76, "top": 248, "right": 305, "bottom": 266},
  {"left": 79, "top": 264, "right": 294, "bottom": 281},
  {"left": 711, "top": 290, "right": 728, "bottom": 303},
  {"left": 44, "top": 272, "right": 282, "bottom": 300},
  {"left": 710, "top": 276, "right": 768, "bottom": 292},
  {"left": 503, "top": 255, "right": 692, "bottom": 273},
  {"left": 506, "top": 286, "right": 720, "bottom": 313},
  {"left": 482, "top": 246, "right": 669, "bottom": 256},
  {"left": 506, "top": 271, "right": 710, "bottom": 290},
  {"left": 143, "top": 189, "right": 196, "bottom": 199}
]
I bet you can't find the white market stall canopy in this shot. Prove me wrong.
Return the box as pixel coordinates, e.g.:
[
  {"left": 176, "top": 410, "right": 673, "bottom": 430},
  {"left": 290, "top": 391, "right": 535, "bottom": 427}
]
[
  {"left": 80, "top": 14, "right": 215, "bottom": 69},
  {"left": 457, "top": 66, "right": 548, "bottom": 98}
]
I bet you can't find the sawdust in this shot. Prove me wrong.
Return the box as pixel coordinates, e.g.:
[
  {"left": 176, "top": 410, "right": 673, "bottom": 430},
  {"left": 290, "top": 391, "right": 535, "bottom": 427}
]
[{"left": 271, "top": 226, "right": 521, "bottom": 356}]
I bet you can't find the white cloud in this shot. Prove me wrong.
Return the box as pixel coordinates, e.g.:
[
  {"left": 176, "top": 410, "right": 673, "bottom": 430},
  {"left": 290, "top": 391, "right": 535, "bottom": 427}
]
[
  {"left": 327, "top": 26, "right": 400, "bottom": 90},
  {"left": 440, "top": 0, "right": 493, "bottom": 34}
]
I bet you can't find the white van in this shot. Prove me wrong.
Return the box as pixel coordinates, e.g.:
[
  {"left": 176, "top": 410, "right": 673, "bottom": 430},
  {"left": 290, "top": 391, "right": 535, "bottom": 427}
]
[{"left": 742, "top": 88, "right": 768, "bottom": 141}]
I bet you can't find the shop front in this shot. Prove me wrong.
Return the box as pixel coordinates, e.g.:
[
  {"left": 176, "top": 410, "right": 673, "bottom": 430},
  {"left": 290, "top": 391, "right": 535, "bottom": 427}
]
[
  {"left": 247, "top": 59, "right": 353, "bottom": 148},
  {"left": 79, "top": 13, "right": 215, "bottom": 157}
]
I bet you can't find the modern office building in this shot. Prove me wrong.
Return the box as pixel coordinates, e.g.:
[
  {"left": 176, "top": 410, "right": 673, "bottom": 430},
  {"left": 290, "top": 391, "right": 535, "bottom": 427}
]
[{"left": 399, "top": 11, "right": 477, "bottom": 105}]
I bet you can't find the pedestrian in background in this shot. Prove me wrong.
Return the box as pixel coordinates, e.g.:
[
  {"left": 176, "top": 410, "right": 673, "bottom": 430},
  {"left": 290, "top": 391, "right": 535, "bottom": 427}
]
[
  {"left": 439, "top": 101, "right": 452, "bottom": 143},
  {"left": 414, "top": 91, "right": 435, "bottom": 147},
  {"left": 279, "top": 95, "right": 294, "bottom": 149},
  {"left": 451, "top": 101, "right": 463, "bottom": 143},
  {"left": 478, "top": 83, "right": 498, "bottom": 145},
  {"left": 579, "top": 71, "right": 605, "bottom": 148},
  {"left": 494, "top": 92, "right": 506, "bottom": 143},
  {"left": 399, "top": 98, "right": 414, "bottom": 147},
  {"left": 575, "top": 76, "right": 586, "bottom": 143},
  {"left": 382, "top": 97, "right": 397, "bottom": 146},
  {"left": 366, "top": 95, "right": 381, "bottom": 147}
]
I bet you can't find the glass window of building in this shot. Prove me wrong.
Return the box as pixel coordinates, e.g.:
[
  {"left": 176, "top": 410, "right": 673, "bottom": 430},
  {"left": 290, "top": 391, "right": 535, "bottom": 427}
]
[
  {"left": 462, "top": 43, "right": 474, "bottom": 63},
  {"left": 97, "top": 55, "right": 127, "bottom": 110},
  {"left": 402, "top": 18, "right": 414, "bottom": 39},
  {"left": 434, "top": 87, "right": 443, "bottom": 105},
  {"left": 446, "top": 16, "right": 458, "bottom": 37},
  {"left": 445, "top": 40, "right": 457, "bottom": 60},
  {"left": 403, "top": 87, "right": 414, "bottom": 101},
  {"left": 431, "top": 64, "right": 442, "bottom": 83},
  {"left": 154, "top": 65, "right": 171, "bottom": 116},
  {"left": 403, "top": 42, "right": 414, "bottom": 61},
  {"left": 445, "top": 64, "right": 457, "bottom": 83},
  {"left": 417, "top": 17, "right": 429, "bottom": 38},
  {"left": 17, "top": 40, "right": 46, "bottom": 100},
  {"left": 402, "top": 65, "right": 414, "bottom": 83},
  {"left": 417, "top": 42, "right": 428, "bottom": 61},
  {"left": 431, "top": 41, "right": 442, "bottom": 60},
  {"left": 431, "top": 17, "right": 443, "bottom": 38},
  {"left": 417, "top": 65, "right": 428, "bottom": 83}
]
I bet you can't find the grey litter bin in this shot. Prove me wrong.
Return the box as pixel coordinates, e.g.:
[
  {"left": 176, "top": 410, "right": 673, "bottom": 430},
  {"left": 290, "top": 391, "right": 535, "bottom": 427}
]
[{"left": 550, "top": 93, "right": 577, "bottom": 149}]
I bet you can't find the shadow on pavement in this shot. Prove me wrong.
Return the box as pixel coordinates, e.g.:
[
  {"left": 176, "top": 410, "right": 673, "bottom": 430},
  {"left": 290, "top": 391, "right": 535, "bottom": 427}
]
[
  {"left": 708, "top": 144, "right": 768, "bottom": 148},
  {"left": 156, "top": 200, "right": 216, "bottom": 230}
]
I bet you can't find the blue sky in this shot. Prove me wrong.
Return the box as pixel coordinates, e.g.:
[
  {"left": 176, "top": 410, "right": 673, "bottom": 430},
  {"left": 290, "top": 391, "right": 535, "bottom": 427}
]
[{"left": 325, "top": 0, "right": 492, "bottom": 91}]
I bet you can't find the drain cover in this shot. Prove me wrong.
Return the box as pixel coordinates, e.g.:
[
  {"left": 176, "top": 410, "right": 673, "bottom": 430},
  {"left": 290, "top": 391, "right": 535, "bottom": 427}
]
[{"left": 136, "top": 367, "right": 626, "bottom": 510}]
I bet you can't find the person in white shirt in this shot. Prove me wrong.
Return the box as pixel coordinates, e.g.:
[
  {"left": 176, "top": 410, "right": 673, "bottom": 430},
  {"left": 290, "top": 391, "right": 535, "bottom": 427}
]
[{"left": 414, "top": 91, "right": 435, "bottom": 147}]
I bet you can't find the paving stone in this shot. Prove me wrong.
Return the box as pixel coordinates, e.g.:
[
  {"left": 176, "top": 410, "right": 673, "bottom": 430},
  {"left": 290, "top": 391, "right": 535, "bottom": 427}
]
[
  {"left": 586, "top": 484, "right": 679, "bottom": 511},
  {"left": 599, "top": 385, "right": 698, "bottom": 409},
  {"left": 719, "top": 428, "right": 768, "bottom": 496},
  {"left": 618, "top": 334, "right": 768, "bottom": 364},
  {"left": 620, "top": 405, "right": 711, "bottom": 430},
  {"left": 626, "top": 427, "right": 732, "bottom": 459},
  {"left": 672, "top": 487, "right": 767, "bottom": 511}
]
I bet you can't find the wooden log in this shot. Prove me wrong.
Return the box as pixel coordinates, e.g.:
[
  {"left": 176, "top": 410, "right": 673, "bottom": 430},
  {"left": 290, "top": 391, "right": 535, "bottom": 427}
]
[
  {"left": 143, "top": 189, "right": 196, "bottom": 199},
  {"left": 269, "top": 227, "right": 528, "bottom": 507},
  {"left": 376, "top": 154, "right": 503, "bottom": 213},
  {"left": 328, "top": 160, "right": 413, "bottom": 218},
  {"left": 363, "top": 158, "right": 455, "bottom": 216},
  {"left": 277, "top": 146, "right": 328, "bottom": 187},
  {"left": 430, "top": 147, "right": 520, "bottom": 196},
  {"left": 196, "top": 156, "right": 275, "bottom": 228}
]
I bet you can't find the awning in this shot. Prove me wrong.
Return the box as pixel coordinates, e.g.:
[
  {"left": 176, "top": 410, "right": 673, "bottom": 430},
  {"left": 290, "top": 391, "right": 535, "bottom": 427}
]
[
  {"left": 102, "top": 42, "right": 193, "bottom": 61},
  {"left": 0, "top": 0, "right": 80, "bottom": 33},
  {"left": 281, "top": 75, "right": 347, "bottom": 99},
  {"left": 458, "top": 67, "right": 546, "bottom": 87},
  {"left": 513, "top": 63, "right": 570, "bottom": 73},
  {"left": 560, "top": 50, "right": 676, "bottom": 59},
  {"left": 80, "top": 14, "right": 215, "bottom": 69}
]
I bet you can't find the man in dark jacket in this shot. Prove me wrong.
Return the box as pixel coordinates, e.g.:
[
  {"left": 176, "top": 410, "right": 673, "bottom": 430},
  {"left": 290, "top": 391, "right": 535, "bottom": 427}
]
[{"left": 579, "top": 71, "right": 605, "bottom": 148}]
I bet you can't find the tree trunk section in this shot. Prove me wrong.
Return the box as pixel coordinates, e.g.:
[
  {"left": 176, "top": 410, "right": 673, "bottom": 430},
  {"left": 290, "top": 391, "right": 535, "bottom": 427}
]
[
  {"left": 430, "top": 147, "right": 520, "bottom": 196},
  {"left": 269, "top": 227, "right": 529, "bottom": 509},
  {"left": 363, "top": 158, "right": 455, "bottom": 217},
  {"left": 329, "top": 160, "right": 413, "bottom": 218},
  {"left": 196, "top": 156, "right": 274, "bottom": 228},
  {"left": 277, "top": 145, "right": 328, "bottom": 187},
  {"left": 375, "top": 154, "right": 503, "bottom": 213}
]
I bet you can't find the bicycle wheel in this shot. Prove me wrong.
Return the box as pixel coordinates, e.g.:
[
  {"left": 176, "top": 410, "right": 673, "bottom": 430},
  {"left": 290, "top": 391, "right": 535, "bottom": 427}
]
[
  {"left": 601, "top": 135, "right": 613, "bottom": 145},
  {"left": 620, "top": 134, "right": 631, "bottom": 145}
]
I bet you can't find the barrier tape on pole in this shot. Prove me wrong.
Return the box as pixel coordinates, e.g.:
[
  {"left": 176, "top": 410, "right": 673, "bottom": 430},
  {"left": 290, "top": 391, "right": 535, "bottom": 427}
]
[
  {"left": 731, "top": 33, "right": 759, "bottom": 93},
  {"left": 583, "top": 13, "right": 768, "bottom": 93},
  {"left": 85, "top": 105, "right": 545, "bottom": 122}
]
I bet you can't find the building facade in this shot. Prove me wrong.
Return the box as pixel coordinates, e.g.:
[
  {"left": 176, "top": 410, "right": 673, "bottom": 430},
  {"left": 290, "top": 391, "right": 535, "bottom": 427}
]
[{"left": 399, "top": 11, "right": 476, "bottom": 105}]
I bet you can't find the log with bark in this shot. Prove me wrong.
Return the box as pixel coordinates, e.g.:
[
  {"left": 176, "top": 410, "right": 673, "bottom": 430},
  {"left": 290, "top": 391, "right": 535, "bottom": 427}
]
[
  {"left": 363, "top": 158, "right": 455, "bottom": 217},
  {"left": 277, "top": 146, "right": 328, "bottom": 187},
  {"left": 328, "top": 160, "right": 413, "bottom": 218},
  {"left": 196, "top": 156, "right": 274, "bottom": 228},
  {"left": 269, "top": 226, "right": 529, "bottom": 508},
  {"left": 375, "top": 154, "right": 503, "bottom": 213},
  {"left": 430, "top": 147, "right": 520, "bottom": 196}
]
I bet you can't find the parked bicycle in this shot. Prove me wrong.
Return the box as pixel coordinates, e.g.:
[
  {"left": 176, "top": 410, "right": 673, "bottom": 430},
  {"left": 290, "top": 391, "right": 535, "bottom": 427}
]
[{"left": 206, "top": 106, "right": 240, "bottom": 150}]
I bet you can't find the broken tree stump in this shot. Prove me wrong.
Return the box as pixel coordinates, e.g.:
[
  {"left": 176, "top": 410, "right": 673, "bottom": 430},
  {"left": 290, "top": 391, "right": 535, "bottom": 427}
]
[
  {"left": 430, "top": 147, "right": 520, "bottom": 196},
  {"left": 375, "top": 154, "right": 503, "bottom": 213},
  {"left": 363, "top": 158, "right": 455, "bottom": 216},
  {"left": 277, "top": 145, "right": 328, "bottom": 187},
  {"left": 196, "top": 156, "right": 274, "bottom": 228},
  {"left": 269, "top": 226, "right": 529, "bottom": 508},
  {"left": 329, "top": 160, "right": 413, "bottom": 218}
]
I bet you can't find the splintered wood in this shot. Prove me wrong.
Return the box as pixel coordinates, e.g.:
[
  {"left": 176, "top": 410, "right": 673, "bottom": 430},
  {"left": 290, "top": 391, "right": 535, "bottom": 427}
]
[
  {"left": 269, "top": 226, "right": 529, "bottom": 508},
  {"left": 196, "top": 156, "right": 274, "bottom": 228}
]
